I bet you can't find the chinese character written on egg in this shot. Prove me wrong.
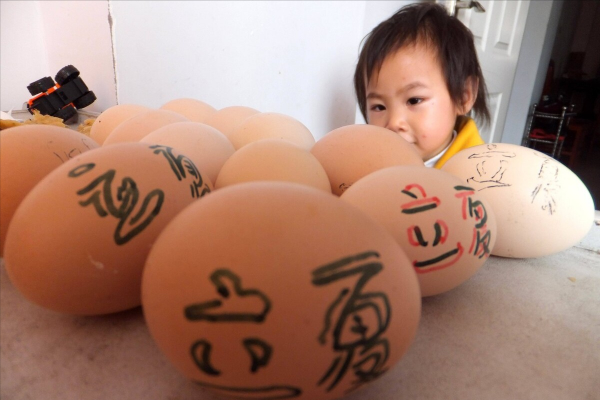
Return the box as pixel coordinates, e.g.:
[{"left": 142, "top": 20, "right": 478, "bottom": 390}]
[
  {"left": 183, "top": 269, "right": 302, "bottom": 399},
  {"left": 150, "top": 145, "right": 211, "bottom": 198},
  {"left": 454, "top": 186, "right": 493, "bottom": 259},
  {"left": 68, "top": 163, "right": 164, "bottom": 245},
  {"left": 400, "top": 184, "right": 464, "bottom": 273},
  {"left": 466, "top": 144, "right": 516, "bottom": 190},
  {"left": 312, "top": 251, "right": 391, "bottom": 394}
]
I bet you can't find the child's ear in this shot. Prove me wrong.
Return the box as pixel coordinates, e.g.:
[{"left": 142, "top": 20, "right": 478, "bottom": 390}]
[{"left": 458, "top": 77, "right": 478, "bottom": 115}]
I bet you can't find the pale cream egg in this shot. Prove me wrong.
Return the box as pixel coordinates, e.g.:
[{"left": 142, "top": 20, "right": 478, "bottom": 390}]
[{"left": 441, "top": 143, "right": 595, "bottom": 258}]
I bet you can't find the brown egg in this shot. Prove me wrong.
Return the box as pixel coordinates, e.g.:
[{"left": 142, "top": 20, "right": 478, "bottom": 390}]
[
  {"left": 90, "top": 104, "right": 150, "bottom": 145},
  {"left": 142, "top": 181, "right": 421, "bottom": 400},
  {"left": 311, "top": 124, "right": 424, "bottom": 196},
  {"left": 140, "top": 121, "right": 235, "bottom": 186},
  {"left": 103, "top": 109, "right": 188, "bottom": 146},
  {"left": 204, "top": 106, "right": 260, "bottom": 140},
  {"left": 341, "top": 166, "right": 497, "bottom": 297},
  {"left": 160, "top": 98, "right": 217, "bottom": 123},
  {"left": 228, "top": 112, "right": 315, "bottom": 150},
  {"left": 215, "top": 139, "right": 331, "bottom": 193},
  {"left": 0, "top": 125, "right": 99, "bottom": 255},
  {"left": 4, "top": 142, "right": 212, "bottom": 315},
  {"left": 441, "top": 143, "right": 595, "bottom": 258}
]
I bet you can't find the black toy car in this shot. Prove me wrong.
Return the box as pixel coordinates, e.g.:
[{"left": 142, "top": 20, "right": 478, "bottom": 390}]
[{"left": 26, "top": 65, "right": 96, "bottom": 124}]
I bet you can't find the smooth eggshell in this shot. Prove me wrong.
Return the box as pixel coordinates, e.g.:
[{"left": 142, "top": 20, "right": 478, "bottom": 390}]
[
  {"left": 341, "top": 166, "right": 497, "bottom": 297},
  {"left": 441, "top": 143, "right": 595, "bottom": 258},
  {"left": 311, "top": 124, "right": 424, "bottom": 196},
  {"left": 90, "top": 104, "right": 150, "bottom": 145},
  {"left": 160, "top": 98, "right": 217, "bottom": 123},
  {"left": 203, "top": 106, "right": 260, "bottom": 140},
  {"left": 4, "top": 142, "right": 212, "bottom": 315},
  {"left": 0, "top": 125, "right": 99, "bottom": 255},
  {"left": 142, "top": 181, "right": 421, "bottom": 400},
  {"left": 228, "top": 112, "right": 315, "bottom": 150},
  {"left": 215, "top": 139, "right": 331, "bottom": 193},
  {"left": 141, "top": 121, "right": 235, "bottom": 186},
  {"left": 103, "top": 109, "right": 188, "bottom": 146}
]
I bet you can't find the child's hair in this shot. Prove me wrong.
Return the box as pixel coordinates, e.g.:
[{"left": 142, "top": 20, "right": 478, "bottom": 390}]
[{"left": 354, "top": 3, "right": 491, "bottom": 127}]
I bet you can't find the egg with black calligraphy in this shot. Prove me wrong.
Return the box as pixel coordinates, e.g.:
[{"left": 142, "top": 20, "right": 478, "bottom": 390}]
[
  {"left": 341, "top": 166, "right": 497, "bottom": 297},
  {"left": 142, "top": 181, "right": 421, "bottom": 400},
  {"left": 0, "top": 125, "right": 99, "bottom": 256},
  {"left": 3, "top": 142, "right": 212, "bottom": 315},
  {"left": 441, "top": 143, "right": 595, "bottom": 258}
]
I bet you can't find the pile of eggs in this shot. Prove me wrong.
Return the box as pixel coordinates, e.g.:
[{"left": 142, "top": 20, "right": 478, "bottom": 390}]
[{"left": 0, "top": 98, "right": 595, "bottom": 400}]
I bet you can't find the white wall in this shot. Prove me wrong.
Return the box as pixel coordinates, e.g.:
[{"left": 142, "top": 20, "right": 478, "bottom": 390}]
[
  {"left": 110, "top": 1, "right": 366, "bottom": 139},
  {"left": 1, "top": 1, "right": 418, "bottom": 140},
  {"left": 0, "top": 0, "right": 116, "bottom": 114},
  {"left": 0, "top": 1, "right": 49, "bottom": 112}
]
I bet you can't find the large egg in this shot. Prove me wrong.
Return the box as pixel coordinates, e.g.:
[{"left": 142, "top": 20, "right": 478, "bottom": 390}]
[
  {"left": 142, "top": 181, "right": 421, "bottom": 400},
  {"left": 203, "top": 106, "right": 260, "bottom": 140},
  {"left": 441, "top": 143, "right": 595, "bottom": 258},
  {"left": 228, "top": 112, "right": 315, "bottom": 150},
  {"left": 4, "top": 142, "right": 212, "bottom": 315},
  {"left": 0, "top": 125, "right": 99, "bottom": 255},
  {"left": 90, "top": 104, "right": 150, "bottom": 145},
  {"left": 215, "top": 139, "right": 331, "bottom": 192},
  {"left": 141, "top": 121, "right": 235, "bottom": 186},
  {"left": 311, "top": 124, "right": 424, "bottom": 196},
  {"left": 341, "top": 166, "right": 497, "bottom": 297},
  {"left": 103, "top": 109, "right": 188, "bottom": 146},
  {"left": 160, "top": 98, "right": 217, "bottom": 123}
]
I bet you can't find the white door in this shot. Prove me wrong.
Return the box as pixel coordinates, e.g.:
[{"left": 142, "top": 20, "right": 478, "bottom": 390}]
[{"left": 438, "top": 0, "right": 531, "bottom": 143}]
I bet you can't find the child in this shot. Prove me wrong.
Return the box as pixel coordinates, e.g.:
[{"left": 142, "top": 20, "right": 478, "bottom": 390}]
[{"left": 354, "top": 3, "right": 491, "bottom": 169}]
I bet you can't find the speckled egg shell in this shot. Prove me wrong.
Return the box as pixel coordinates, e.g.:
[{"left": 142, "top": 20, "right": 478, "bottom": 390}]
[
  {"left": 311, "top": 124, "right": 424, "bottom": 196},
  {"left": 203, "top": 106, "right": 260, "bottom": 140},
  {"left": 90, "top": 104, "right": 150, "bottom": 145}
]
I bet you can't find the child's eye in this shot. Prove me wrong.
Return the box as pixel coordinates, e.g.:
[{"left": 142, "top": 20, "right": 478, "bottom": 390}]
[
  {"left": 407, "top": 98, "right": 423, "bottom": 105},
  {"left": 370, "top": 104, "right": 386, "bottom": 111}
]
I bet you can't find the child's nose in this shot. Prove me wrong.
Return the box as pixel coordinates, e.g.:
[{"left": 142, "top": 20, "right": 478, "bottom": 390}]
[{"left": 385, "top": 109, "right": 408, "bottom": 134}]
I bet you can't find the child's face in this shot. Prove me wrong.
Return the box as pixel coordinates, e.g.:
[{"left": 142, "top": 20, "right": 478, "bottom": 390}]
[{"left": 365, "top": 44, "right": 464, "bottom": 162}]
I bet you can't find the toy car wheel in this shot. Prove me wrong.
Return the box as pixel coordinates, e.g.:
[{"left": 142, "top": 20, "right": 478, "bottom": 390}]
[
  {"left": 55, "top": 65, "right": 80, "bottom": 85},
  {"left": 54, "top": 105, "right": 78, "bottom": 124},
  {"left": 73, "top": 91, "right": 97, "bottom": 109},
  {"left": 27, "top": 77, "right": 55, "bottom": 95}
]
